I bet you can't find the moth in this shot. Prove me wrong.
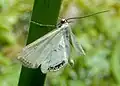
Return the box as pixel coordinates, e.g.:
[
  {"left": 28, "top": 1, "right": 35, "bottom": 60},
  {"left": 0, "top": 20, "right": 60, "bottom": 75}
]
[{"left": 17, "top": 10, "right": 109, "bottom": 73}]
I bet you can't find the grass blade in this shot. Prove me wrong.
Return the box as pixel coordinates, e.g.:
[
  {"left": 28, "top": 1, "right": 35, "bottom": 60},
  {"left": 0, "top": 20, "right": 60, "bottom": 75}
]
[{"left": 18, "top": 0, "right": 62, "bottom": 86}]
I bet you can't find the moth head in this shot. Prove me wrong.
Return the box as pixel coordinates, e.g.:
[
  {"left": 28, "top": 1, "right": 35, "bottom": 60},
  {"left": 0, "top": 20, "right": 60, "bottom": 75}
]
[{"left": 57, "top": 19, "right": 68, "bottom": 28}]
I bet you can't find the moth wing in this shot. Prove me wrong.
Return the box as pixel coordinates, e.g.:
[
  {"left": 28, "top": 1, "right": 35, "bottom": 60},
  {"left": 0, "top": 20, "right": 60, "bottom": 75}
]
[
  {"left": 70, "top": 28, "right": 85, "bottom": 55},
  {"left": 17, "top": 28, "right": 63, "bottom": 68},
  {"left": 41, "top": 33, "right": 69, "bottom": 73}
]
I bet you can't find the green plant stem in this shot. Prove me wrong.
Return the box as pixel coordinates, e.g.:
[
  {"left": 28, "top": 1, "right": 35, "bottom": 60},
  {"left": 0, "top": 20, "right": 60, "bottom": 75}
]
[{"left": 18, "top": 0, "right": 62, "bottom": 86}]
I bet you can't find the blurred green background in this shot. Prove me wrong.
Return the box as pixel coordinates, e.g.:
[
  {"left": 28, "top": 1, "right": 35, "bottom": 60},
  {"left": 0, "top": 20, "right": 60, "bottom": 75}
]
[{"left": 0, "top": 0, "right": 120, "bottom": 86}]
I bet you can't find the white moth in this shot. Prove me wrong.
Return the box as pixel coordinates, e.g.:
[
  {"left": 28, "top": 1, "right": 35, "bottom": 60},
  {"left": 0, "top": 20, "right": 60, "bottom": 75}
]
[{"left": 17, "top": 10, "right": 108, "bottom": 73}]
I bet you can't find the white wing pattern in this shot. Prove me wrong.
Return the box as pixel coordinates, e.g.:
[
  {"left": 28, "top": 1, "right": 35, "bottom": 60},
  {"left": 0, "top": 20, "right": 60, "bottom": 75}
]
[
  {"left": 17, "top": 27, "right": 64, "bottom": 68},
  {"left": 41, "top": 29, "right": 70, "bottom": 73}
]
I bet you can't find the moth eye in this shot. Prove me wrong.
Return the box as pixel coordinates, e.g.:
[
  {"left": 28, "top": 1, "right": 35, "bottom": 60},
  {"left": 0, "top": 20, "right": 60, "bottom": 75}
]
[
  {"left": 53, "top": 49, "right": 57, "bottom": 52},
  {"left": 60, "top": 19, "right": 66, "bottom": 24}
]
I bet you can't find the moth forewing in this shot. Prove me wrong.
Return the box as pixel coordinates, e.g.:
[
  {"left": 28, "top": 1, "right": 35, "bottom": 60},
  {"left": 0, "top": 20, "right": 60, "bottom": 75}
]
[
  {"left": 40, "top": 29, "right": 68, "bottom": 73},
  {"left": 18, "top": 39, "right": 49, "bottom": 68},
  {"left": 69, "top": 27, "right": 85, "bottom": 56},
  {"left": 19, "top": 26, "right": 65, "bottom": 52},
  {"left": 17, "top": 26, "right": 65, "bottom": 68},
  {"left": 18, "top": 34, "right": 57, "bottom": 68}
]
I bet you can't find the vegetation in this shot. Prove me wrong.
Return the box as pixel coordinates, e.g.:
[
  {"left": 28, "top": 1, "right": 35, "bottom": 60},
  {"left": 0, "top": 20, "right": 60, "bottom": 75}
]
[{"left": 0, "top": 0, "right": 120, "bottom": 86}]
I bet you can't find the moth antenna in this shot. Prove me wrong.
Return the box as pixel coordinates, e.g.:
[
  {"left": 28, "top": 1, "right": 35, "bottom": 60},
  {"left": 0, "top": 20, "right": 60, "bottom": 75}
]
[
  {"left": 66, "top": 10, "right": 110, "bottom": 21},
  {"left": 31, "top": 21, "right": 55, "bottom": 27},
  {"left": 68, "top": 21, "right": 74, "bottom": 23}
]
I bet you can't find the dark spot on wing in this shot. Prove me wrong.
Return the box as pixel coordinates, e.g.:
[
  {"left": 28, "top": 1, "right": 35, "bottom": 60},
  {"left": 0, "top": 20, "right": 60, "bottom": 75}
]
[
  {"left": 48, "top": 60, "right": 66, "bottom": 71},
  {"left": 53, "top": 49, "right": 57, "bottom": 52},
  {"left": 65, "top": 45, "right": 68, "bottom": 48},
  {"left": 54, "top": 60, "right": 65, "bottom": 68}
]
